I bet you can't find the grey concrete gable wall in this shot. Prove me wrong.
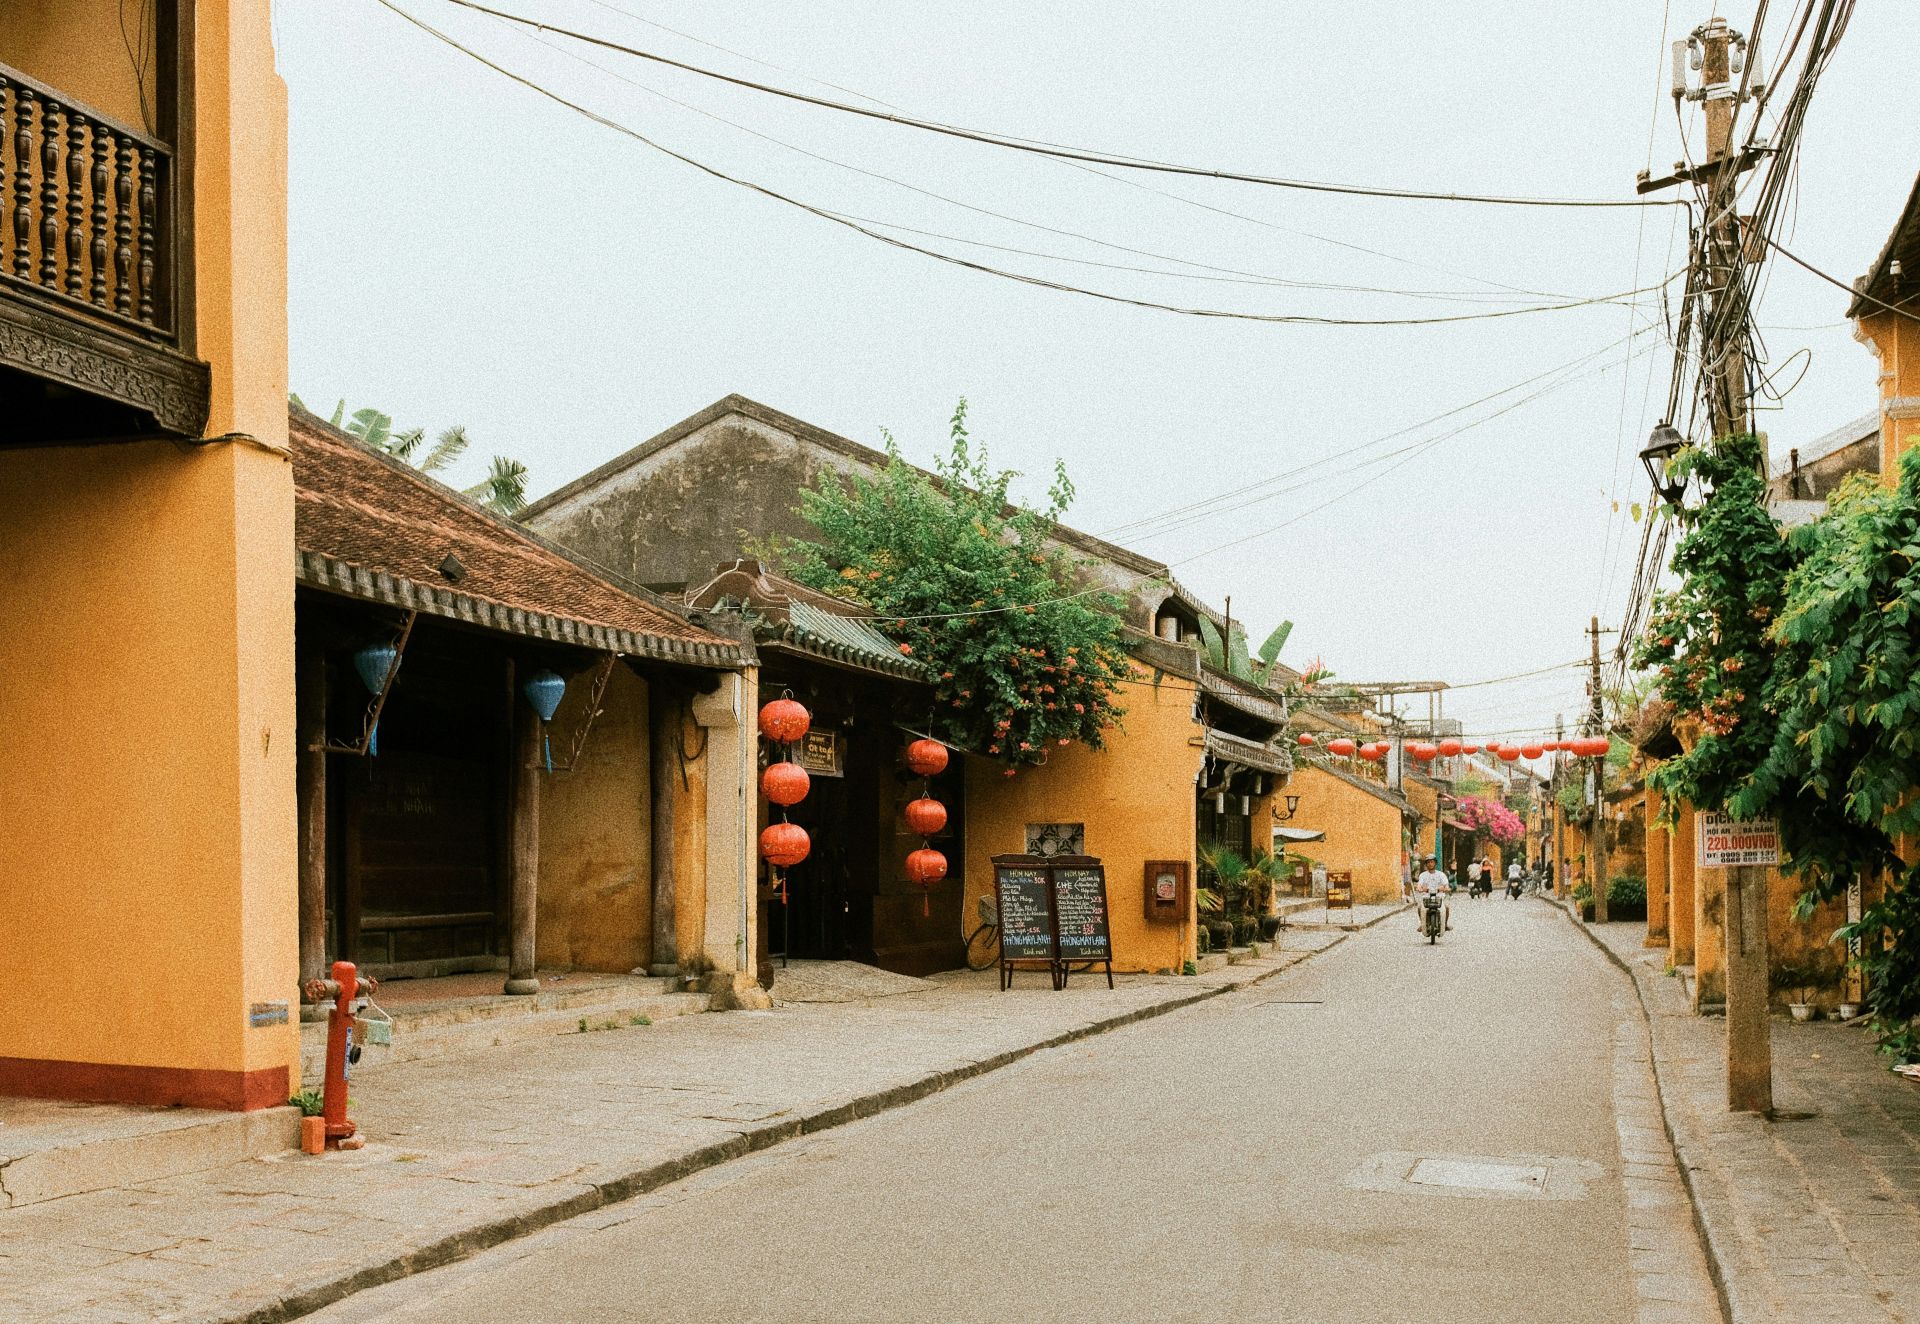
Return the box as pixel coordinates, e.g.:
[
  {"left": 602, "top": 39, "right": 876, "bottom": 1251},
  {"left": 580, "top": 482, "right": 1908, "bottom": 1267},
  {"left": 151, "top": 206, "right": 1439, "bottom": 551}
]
[{"left": 528, "top": 408, "right": 1168, "bottom": 624}]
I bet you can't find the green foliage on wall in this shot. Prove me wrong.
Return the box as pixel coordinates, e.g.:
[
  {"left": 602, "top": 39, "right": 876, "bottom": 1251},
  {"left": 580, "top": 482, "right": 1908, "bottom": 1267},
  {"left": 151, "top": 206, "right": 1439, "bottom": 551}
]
[{"left": 779, "top": 400, "right": 1131, "bottom": 769}]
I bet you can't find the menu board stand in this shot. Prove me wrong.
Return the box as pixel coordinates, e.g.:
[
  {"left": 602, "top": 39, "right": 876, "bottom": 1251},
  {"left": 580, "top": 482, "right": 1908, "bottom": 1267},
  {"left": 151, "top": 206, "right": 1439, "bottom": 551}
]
[{"left": 990, "top": 854, "right": 1115, "bottom": 991}]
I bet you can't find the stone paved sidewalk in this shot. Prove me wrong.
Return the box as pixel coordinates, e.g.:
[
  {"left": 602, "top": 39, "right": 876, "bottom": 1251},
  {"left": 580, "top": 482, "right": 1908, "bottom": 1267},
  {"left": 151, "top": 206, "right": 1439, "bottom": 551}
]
[
  {"left": 1580, "top": 909, "right": 1920, "bottom": 1324},
  {"left": 0, "top": 924, "right": 1379, "bottom": 1324}
]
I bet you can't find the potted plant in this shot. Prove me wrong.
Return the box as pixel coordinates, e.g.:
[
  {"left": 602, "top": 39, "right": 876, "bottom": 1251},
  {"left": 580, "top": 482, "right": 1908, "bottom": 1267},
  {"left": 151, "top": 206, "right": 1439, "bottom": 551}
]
[
  {"left": 1572, "top": 882, "right": 1595, "bottom": 923},
  {"left": 290, "top": 1087, "right": 326, "bottom": 1154},
  {"left": 1258, "top": 914, "right": 1283, "bottom": 941},
  {"left": 1770, "top": 962, "right": 1819, "bottom": 1021},
  {"left": 1606, "top": 874, "right": 1649, "bottom": 922}
]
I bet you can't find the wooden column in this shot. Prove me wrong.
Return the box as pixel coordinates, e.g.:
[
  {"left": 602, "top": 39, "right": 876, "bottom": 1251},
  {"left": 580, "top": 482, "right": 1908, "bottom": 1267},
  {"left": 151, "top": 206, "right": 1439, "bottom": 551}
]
[
  {"left": 505, "top": 675, "right": 541, "bottom": 995},
  {"left": 1670, "top": 800, "right": 1698, "bottom": 966},
  {"left": 647, "top": 682, "right": 679, "bottom": 977},
  {"left": 296, "top": 641, "right": 328, "bottom": 1020},
  {"left": 1645, "top": 788, "right": 1671, "bottom": 946}
]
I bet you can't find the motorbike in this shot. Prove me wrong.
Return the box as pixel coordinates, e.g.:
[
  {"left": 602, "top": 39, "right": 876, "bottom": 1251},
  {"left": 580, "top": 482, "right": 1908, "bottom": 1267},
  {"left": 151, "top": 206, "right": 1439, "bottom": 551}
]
[
  {"left": 1506, "top": 873, "right": 1524, "bottom": 899},
  {"left": 1421, "top": 892, "right": 1445, "bottom": 944}
]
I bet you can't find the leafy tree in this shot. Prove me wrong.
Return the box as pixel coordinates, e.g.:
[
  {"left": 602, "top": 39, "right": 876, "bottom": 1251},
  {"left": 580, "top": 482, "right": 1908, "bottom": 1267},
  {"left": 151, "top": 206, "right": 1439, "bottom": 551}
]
[
  {"left": 1635, "top": 434, "right": 1792, "bottom": 815},
  {"left": 291, "top": 395, "right": 529, "bottom": 516},
  {"left": 779, "top": 401, "right": 1130, "bottom": 770},
  {"left": 1198, "top": 616, "right": 1292, "bottom": 686}
]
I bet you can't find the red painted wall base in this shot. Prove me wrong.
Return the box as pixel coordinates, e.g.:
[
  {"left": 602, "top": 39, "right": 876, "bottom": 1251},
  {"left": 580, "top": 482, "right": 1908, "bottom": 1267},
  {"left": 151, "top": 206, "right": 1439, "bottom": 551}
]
[{"left": 0, "top": 1056, "right": 289, "bottom": 1111}]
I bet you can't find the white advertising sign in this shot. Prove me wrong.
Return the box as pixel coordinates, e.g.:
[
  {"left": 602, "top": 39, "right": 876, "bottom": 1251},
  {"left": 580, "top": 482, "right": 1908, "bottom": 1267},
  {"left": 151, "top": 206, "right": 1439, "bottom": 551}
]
[{"left": 1697, "top": 812, "right": 1781, "bottom": 868}]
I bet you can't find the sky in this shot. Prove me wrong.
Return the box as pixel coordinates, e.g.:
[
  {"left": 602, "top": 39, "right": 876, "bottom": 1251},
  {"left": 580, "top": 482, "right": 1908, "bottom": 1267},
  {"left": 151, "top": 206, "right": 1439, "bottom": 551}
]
[{"left": 277, "top": 0, "right": 1916, "bottom": 749}]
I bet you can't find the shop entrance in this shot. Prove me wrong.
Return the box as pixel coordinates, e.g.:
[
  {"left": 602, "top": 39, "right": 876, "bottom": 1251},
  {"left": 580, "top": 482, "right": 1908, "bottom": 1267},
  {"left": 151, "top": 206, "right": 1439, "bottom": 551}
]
[{"left": 329, "top": 641, "right": 508, "bottom": 979}]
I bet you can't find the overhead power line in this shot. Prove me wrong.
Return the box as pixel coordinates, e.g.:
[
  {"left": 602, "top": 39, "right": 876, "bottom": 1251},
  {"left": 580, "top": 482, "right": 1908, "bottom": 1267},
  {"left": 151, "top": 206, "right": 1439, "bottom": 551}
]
[
  {"left": 1765, "top": 235, "right": 1920, "bottom": 324},
  {"left": 439, "top": 0, "right": 1688, "bottom": 210},
  {"left": 380, "top": 0, "right": 1676, "bottom": 327}
]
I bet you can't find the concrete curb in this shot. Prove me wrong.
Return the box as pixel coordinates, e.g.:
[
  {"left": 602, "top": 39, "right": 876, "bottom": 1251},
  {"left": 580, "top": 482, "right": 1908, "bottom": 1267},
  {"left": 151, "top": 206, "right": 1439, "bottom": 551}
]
[
  {"left": 232, "top": 927, "right": 1380, "bottom": 1324},
  {"left": 1547, "top": 897, "right": 1737, "bottom": 1324}
]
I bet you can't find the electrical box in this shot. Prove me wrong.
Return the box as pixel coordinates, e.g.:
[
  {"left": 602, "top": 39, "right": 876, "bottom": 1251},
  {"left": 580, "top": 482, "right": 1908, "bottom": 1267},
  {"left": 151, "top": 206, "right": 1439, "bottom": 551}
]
[{"left": 1143, "top": 859, "right": 1190, "bottom": 922}]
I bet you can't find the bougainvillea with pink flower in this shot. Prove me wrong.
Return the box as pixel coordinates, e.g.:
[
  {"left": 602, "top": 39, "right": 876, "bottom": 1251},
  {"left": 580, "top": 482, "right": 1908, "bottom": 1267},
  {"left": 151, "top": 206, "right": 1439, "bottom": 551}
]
[{"left": 1453, "top": 795, "right": 1525, "bottom": 846}]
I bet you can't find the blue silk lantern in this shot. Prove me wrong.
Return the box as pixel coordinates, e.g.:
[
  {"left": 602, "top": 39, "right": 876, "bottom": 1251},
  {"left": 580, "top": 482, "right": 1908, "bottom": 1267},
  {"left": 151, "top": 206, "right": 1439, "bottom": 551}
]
[
  {"left": 353, "top": 642, "right": 399, "bottom": 755},
  {"left": 521, "top": 670, "right": 567, "bottom": 772}
]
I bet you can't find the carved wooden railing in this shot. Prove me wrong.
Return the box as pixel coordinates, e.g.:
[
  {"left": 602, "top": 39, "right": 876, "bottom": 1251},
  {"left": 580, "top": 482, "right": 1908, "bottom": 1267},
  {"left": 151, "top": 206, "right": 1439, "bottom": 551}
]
[{"left": 0, "top": 61, "right": 174, "bottom": 341}]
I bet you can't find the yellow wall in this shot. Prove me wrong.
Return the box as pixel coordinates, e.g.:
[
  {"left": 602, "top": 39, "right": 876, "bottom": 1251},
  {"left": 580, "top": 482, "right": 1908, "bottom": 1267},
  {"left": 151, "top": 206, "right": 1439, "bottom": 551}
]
[
  {"left": 8, "top": 0, "right": 158, "bottom": 129},
  {"left": 963, "top": 669, "right": 1200, "bottom": 974},
  {"left": 1670, "top": 801, "right": 1697, "bottom": 966},
  {"left": 0, "top": 2, "right": 295, "bottom": 1109},
  {"left": 0, "top": 442, "right": 297, "bottom": 1106},
  {"left": 1284, "top": 765, "right": 1406, "bottom": 906},
  {"left": 1861, "top": 311, "right": 1920, "bottom": 481},
  {"left": 537, "top": 666, "right": 652, "bottom": 972},
  {"left": 1645, "top": 789, "right": 1671, "bottom": 943}
]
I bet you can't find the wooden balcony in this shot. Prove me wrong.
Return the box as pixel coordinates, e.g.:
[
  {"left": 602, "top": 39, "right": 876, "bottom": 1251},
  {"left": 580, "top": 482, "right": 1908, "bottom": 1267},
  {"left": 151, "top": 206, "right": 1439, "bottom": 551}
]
[{"left": 0, "top": 60, "right": 208, "bottom": 441}]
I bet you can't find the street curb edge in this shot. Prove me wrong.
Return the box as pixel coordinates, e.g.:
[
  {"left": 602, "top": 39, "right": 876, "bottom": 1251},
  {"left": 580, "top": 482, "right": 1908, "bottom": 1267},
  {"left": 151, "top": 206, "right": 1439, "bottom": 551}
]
[{"left": 240, "top": 930, "right": 1367, "bottom": 1324}]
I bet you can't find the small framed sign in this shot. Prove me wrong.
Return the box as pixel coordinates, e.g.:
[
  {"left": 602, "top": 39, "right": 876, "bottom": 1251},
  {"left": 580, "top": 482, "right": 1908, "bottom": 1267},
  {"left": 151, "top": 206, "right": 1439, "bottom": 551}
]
[
  {"left": 1697, "top": 812, "right": 1779, "bottom": 868},
  {"left": 797, "top": 727, "right": 846, "bottom": 778}
]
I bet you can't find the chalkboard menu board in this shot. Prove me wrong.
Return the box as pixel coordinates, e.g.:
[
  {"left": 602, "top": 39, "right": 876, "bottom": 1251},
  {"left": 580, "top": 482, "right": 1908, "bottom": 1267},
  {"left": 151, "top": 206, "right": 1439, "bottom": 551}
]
[
  {"left": 1052, "top": 864, "right": 1112, "bottom": 961},
  {"left": 995, "top": 866, "right": 1055, "bottom": 960},
  {"left": 991, "top": 854, "right": 1115, "bottom": 990}
]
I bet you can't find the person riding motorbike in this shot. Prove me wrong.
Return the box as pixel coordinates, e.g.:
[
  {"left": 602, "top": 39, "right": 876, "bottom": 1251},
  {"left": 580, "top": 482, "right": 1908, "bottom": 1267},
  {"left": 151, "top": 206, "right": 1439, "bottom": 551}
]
[
  {"left": 1413, "top": 854, "right": 1452, "bottom": 936},
  {"left": 1506, "top": 860, "right": 1525, "bottom": 899}
]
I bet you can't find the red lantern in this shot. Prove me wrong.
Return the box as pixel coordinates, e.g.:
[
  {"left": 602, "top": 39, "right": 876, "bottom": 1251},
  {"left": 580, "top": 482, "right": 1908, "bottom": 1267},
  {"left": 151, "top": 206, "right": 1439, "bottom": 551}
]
[
  {"left": 1575, "top": 736, "right": 1611, "bottom": 757},
  {"left": 759, "top": 821, "right": 810, "bottom": 868},
  {"left": 1326, "top": 737, "right": 1356, "bottom": 757},
  {"left": 1520, "top": 743, "right": 1546, "bottom": 759},
  {"left": 1297, "top": 733, "right": 1317, "bottom": 747},
  {"left": 1462, "top": 743, "right": 1481, "bottom": 755},
  {"left": 761, "top": 761, "right": 810, "bottom": 807},
  {"left": 904, "top": 797, "right": 948, "bottom": 836},
  {"left": 905, "top": 847, "right": 948, "bottom": 886},
  {"left": 905, "top": 738, "right": 949, "bottom": 777},
  {"left": 759, "top": 697, "right": 810, "bottom": 744},
  {"left": 1437, "top": 738, "right": 1462, "bottom": 758},
  {"left": 1498, "top": 744, "right": 1520, "bottom": 762},
  {"left": 1359, "top": 742, "right": 1385, "bottom": 761},
  {"left": 1411, "top": 742, "right": 1437, "bottom": 762}
]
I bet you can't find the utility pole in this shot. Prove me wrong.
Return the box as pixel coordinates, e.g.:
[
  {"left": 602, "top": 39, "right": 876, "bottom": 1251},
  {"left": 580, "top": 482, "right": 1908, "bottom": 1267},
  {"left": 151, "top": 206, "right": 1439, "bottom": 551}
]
[
  {"left": 1554, "top": 714, "right": 1566, "bottom": 896},
  {"left": 1642, "top": 15, "right": 1772, "bottom": 1114},
  {"left": 1588, "top": 616, "right": 1609, "bottom": 925}
]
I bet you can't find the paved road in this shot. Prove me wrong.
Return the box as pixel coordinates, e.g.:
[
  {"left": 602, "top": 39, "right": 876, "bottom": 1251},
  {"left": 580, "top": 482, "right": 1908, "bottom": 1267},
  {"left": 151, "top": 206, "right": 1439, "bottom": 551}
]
[{"left": 312, "top": 898, "right": 1647, "bottom": 1324}]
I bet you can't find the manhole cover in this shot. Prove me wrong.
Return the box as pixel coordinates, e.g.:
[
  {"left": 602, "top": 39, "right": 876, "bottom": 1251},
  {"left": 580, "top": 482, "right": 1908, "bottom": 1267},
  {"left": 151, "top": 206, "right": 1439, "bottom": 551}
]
[
  {"left": 1407, "top": 1158, "right": 1548, "bottom": 1194},
  {"left": 1345, "top": 1151, "right": 1600, "bottom": 1201}
]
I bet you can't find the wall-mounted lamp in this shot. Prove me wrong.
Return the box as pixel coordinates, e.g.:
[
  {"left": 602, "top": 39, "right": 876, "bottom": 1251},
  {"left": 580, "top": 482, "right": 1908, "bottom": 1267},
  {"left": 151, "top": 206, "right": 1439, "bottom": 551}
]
[{"left": 1272, "top": 794, "right": 1302, "bottom": 822}]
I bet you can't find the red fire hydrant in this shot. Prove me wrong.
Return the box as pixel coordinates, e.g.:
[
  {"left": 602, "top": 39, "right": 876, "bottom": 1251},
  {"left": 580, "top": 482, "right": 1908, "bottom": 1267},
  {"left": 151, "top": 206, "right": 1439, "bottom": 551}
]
[{"left": 321, "top": 959, "right": 372, "bottom": 1149}]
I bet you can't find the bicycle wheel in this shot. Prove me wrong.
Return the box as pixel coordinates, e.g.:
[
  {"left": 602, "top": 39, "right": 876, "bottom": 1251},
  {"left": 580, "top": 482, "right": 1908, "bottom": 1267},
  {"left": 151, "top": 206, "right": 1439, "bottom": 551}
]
[{"left": 964, "top": 922, "right": 1000, "bottom": 971}]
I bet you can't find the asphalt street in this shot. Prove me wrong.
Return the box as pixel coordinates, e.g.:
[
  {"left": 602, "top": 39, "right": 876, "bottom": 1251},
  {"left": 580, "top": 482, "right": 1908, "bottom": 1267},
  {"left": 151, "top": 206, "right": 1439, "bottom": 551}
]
[{"left": 310, "top": 895, "right": 1641, "bottom": 1324}]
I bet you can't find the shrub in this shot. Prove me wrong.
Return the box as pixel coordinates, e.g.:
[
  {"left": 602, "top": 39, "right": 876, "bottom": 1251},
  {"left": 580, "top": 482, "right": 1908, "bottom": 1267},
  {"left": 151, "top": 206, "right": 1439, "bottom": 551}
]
[
  {"left": 1195, "top": 927, "right": 1211, "bottom": 955},
  {"left": 1608, "top": 875, "right": 1648, "bottom": 908}
]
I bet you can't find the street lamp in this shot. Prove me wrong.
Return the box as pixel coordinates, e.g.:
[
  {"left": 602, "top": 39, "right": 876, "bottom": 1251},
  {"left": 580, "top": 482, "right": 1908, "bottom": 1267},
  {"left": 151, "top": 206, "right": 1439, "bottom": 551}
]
[
  {"left": 1640, "top": 421, "right": 1689, "bottom": 507},
  {"left": 1271, "top": 795, "right": 1301, "bottom": 822}
]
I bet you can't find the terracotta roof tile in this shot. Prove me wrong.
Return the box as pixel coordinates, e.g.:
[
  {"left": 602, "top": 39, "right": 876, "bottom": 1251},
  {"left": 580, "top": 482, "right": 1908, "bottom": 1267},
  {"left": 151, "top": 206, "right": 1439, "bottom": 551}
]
[{"left": 291, "top": 412, "right": 737, "bottom": 661}]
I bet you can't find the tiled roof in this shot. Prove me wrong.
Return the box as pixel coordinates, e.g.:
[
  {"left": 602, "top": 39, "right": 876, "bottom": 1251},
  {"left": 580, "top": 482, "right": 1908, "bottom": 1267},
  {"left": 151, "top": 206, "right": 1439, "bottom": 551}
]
[
  {"left": 1850, "top": 171, "right": 1920, "bottom": 319},
  {"left": 683, "top": 560, "right": 928, "bottom": 680},
  {"left": 291, "top": 412, "right": 741, "bottom": 666}
]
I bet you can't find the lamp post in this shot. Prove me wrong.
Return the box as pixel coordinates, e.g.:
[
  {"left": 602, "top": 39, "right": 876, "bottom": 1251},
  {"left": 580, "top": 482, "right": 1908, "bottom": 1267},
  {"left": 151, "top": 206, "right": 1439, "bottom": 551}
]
[{"left": 1640, "top": 421, "right": 1689, "bottom": 507}]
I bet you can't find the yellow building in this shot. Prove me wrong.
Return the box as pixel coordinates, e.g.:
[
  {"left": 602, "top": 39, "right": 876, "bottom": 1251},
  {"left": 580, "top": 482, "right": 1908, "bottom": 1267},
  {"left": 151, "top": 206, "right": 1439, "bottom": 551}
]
[
  {"left": 1853, "top": 171, "right": 1920, "bottom": 479},
  {"left": 962, "top": 634, "right": 1294, "bottom": 974},
  {"left": 1, "top": 2, "right": 296, "bottom": 1109},
  {"left": 1280, "top": 763, "right": 1414, "bottom": 906}
]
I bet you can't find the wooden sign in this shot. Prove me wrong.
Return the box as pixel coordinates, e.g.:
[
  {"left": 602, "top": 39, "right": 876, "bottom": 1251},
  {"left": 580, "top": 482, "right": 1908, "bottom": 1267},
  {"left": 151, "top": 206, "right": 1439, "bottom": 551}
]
[
  {"left": 1325, "top": 869, "right": 1354, "bottom": 912},
  {"left": 1144, "top": 859, "right": 1189, "bottom": 921},
  {"left": 990, "top": 854, "right": 1116, "bottom": 990}
]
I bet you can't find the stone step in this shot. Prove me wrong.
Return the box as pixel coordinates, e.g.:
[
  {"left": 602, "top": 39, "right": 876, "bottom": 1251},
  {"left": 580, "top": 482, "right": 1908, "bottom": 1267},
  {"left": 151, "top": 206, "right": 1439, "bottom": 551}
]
[
  {"left": 0, "top": 1102, "right": 297, "bottom": 1210},
  {"left": 300, "top": 981, "right": 711, "bottom": 1083}
]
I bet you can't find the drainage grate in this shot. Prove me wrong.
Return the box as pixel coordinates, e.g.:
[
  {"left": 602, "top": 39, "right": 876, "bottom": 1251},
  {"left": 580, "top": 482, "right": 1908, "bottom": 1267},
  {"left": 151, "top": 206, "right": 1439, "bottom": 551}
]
[{"left": 1407, "top": 1158, "right": 1548, "bottom": 1194}]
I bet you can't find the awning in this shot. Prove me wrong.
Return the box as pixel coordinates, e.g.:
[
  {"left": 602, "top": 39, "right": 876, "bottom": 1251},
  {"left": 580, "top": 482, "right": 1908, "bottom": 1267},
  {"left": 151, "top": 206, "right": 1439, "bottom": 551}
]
[{"left": 1273, "top": 826, "right": 1327, "bottom": 843}]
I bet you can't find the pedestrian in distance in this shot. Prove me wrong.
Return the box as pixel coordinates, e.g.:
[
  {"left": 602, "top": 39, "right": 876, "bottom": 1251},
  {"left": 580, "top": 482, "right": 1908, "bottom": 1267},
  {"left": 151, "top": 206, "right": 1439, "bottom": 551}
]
[{"left": 1465, "top": 856, "right": 1482, "bottom": 899}]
